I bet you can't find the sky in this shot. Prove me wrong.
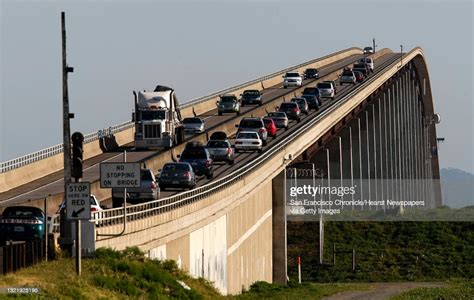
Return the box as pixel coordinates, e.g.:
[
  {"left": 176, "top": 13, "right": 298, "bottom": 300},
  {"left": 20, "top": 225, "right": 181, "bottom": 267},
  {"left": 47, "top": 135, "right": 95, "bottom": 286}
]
[{"left": 1, "top": 0, "right": 473, "bottom": 173}]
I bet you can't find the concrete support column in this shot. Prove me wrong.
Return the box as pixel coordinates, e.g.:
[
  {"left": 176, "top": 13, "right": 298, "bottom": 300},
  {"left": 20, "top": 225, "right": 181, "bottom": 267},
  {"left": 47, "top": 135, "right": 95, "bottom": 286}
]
[
  {"left": 371, "top": 103, "right": 380, "bottom": 204},
  {"left": 340, "top": 126, "right": 354, "bottom": 204},
  {"left": 360, "top": 111, "right": 371, "bottom": 203},
  {"left": 272, "top": 170, "right": 287, "bottom": 285},
  {"left": 387, "top": 87, "right": 395, "bottom": 204},
  {"left": 348, "top": 118, "right": 363, "bottom": 204}
]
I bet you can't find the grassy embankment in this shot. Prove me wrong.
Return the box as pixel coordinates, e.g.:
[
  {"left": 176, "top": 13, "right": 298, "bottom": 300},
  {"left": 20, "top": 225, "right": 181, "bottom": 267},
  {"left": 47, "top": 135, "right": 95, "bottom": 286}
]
[{"left": 0, "top": 247, "right": 368, "bottom": 299}]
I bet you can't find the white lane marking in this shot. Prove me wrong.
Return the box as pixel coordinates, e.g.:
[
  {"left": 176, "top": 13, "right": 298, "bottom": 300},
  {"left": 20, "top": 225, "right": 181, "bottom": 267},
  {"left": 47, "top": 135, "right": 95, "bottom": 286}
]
[
  {"left": 1, "top": 153, "right": 124, "bottom": 204},
  {"left": 227, "top": 209, "right": 272, "bottom": 256}
]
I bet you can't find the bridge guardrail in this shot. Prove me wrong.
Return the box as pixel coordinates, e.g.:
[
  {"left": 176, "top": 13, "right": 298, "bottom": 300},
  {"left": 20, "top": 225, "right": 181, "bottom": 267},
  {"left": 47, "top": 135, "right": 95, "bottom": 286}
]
[
  {"left": 0, "top": 47, "right": 360, "bottom": 174},
  {"left": 94, "top": 51, "right": 404, "bottom": 227}
]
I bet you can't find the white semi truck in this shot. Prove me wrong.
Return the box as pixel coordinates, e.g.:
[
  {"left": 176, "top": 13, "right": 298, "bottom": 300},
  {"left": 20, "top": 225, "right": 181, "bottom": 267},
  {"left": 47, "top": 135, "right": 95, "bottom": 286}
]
[{"left": 132, "top": 85, "right": 185, "bottom": 149}]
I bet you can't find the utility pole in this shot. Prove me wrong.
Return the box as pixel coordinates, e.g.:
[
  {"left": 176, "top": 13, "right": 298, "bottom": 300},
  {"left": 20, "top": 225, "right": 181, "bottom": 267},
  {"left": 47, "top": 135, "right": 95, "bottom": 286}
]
[
  {"left": 60, "top": 11, "right": 75, "bottom": 251},
  {"left": 372, "top": 38, "right": 377, "bottom": 53}
]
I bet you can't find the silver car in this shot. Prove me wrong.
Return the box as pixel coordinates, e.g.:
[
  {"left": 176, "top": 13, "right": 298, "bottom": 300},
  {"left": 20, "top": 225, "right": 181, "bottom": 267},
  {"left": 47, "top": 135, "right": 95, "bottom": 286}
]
[
  {"left": 206, "top": 140, "right": 234, "bottom": 165},
  {"left": 183, "top": 117, "right": 205, "bottom": 134},
  {"left": 340, "top": 68, "right": 356, "bottom": 85},
  {"left": 266, "top": 112, "right": 289, "bottom": 129},
  {"left": 112, "top": 169, "right": 158, "bottom": 207},
  {"left": 217, "top": 94, "right": 240, "bottom": 116}
]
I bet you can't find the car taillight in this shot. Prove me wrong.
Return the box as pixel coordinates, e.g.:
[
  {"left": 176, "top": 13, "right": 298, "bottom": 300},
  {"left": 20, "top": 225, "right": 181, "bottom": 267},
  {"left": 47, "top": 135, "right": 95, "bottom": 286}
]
[
  {"left": 205, "top": 159, "right": 212, "bottom": 167},
  {"left": 293, "top": 108, "right": 298, "bottom": 112},
  {"left": 259, "top": 128, "right": 266, "bottom": 134},
  {"left": 252, "top": 142, "right": 260, "bottom": 145},
  {"left": 227, "top": 147, "right": 232, "bottom": 155},
  {"left": 184, "top": 171, "right": 191, "bottom": 178},
  {"left": 150, "top": 182, "right": 157, "bottom": 189},
  {"left": 91, "top": 207, "right": 98, "bottom": 212},
  {"left": 235, "top": 141, "right": 242, "bottom": 144}
]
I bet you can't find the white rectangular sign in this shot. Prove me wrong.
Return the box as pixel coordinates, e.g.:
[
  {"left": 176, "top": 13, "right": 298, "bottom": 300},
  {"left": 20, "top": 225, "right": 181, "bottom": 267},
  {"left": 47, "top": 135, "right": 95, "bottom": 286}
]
[
  {"left": 100, "top": 162, "right": 141, "bottom": 188},
  {"left": 66, "top": 182, "right": 91, "bottom": 220}
]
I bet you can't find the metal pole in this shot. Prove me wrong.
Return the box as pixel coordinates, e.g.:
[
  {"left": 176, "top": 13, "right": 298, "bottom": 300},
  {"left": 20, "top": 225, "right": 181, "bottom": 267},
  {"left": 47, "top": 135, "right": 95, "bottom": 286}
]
[
  {"left": 60, "top": 11, "right": 74, "bottom": 252},
  {"left": 373, "top": 38, "right": 376, "bottom": 54},
  {"left": 44, "top": 197, "right": 48, "bottom": 262},
  {"left": 76, "top": 219, "right": 81, "bottom": 275}
]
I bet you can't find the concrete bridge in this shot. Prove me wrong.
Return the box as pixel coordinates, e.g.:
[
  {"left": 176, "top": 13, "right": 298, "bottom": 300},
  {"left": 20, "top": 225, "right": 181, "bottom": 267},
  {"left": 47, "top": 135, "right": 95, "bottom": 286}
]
[{"left": 0, "top": 46, "right": 441, "bottom": 294}]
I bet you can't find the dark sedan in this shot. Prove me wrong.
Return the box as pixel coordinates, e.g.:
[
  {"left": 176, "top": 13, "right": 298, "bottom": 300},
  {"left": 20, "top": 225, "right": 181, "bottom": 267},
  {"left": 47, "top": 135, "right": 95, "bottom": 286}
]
[
  {"left": 158, "top": 162, "right": 196, "bottom": 190},
  {"left": 0, "top": 206, "right": 45, "bottom": 245}
]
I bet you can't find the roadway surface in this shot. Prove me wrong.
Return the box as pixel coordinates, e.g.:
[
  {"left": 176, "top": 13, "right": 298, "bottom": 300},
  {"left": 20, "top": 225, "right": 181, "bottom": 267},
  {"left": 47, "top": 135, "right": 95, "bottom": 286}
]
[{"left": 1, "top": 53, "right": 399, "bottom": 209}]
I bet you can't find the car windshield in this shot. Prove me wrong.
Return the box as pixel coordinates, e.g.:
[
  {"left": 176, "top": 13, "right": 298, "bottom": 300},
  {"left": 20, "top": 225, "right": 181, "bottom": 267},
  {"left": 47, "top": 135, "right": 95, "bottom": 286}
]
[
  {"left": 268, "top": 112, "right": 286, "bottom": 118},
  {"left": 306, "top": 69, "right": 317, "bottom": 73},
  {"left": 280, "top": 103, "right": 296, "bottom": 109},
  {"left": 141, "top": 110, "right": 166, "bottom": 120},
  {"left": 240, "top": 119, "right": 263, "bottom": 128},
  {"left": 263, "top": 118, "right": 273, "bottom": 125},
  {"left": 243, "top": 90, "right": 259, "bottom": 96},
  {"left": 140, "top": 170, "right": 153, "bottom": 180},
  {"left": 2, "top": 207, "right": 43, "bottom": 218},
  {"left": 163, "top": 163, "right": 190, "bottom": 171},
  {"left": 365, "top": 47, "right": 372, "bottom": 50},
  {"left": 317, "top": 83, "right": 332, "bottom": 89},
  {"left": 286, "top": 73, "right": 299, "bottom": 77},
  {"left": 303, "top": 87, "right": 319, "bottom": 95},
  {"left": 207, "top": 141, "right": 229, "bottom": 148},
  {"left": 221, "top": 97, "right": 236, "bottom": 103},
  {"left": 180, "top": 149, "right": 208, "bottom": 159},
  {"left": 237, "top": 132, "right": 258, "bottom": 139},
  {"left": 183, "top": 118, "right": 203, "bottom": 124}
]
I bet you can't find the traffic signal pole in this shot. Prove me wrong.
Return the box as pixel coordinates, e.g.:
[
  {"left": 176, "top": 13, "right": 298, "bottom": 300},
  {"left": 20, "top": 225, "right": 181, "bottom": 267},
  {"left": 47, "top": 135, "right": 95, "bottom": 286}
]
[{"left": 60, "top": 11, "right": 75, "bottom": 252}]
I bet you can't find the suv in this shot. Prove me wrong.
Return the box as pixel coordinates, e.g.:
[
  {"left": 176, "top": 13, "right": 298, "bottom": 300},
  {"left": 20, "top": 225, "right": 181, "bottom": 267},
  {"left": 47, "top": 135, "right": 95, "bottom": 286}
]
[
  {"left": 353, "top": 63, "right": 369, "bottom": 77},
  {"left": 291, "top": 97, "right": 309, "bottom": 115},
  {"left": 316, "top": 82, "right": 335, "bottom": 100},
  {"left": 178, "top": 142, "right": 214, "bottom": 179},
  {"left": 278, "top": 102, "right": 301, "bottom": 122},
  {"left": 206, "top": 140, "right": 235, "bottom": 165},
  {"left": 241, "top": 90, "right": 263, "bottom": 106},
  {"left": 217, "top": 94, "right": 240, "bottom": 116},
  {"left": 303, "top": 68, "right": 319, "bottom": 79},
  {"left": 340, "top": 68, "right": 356, "bottom": 85},
  {"left": 112, "top": 169, "right": 158, "bottom": 207},
  {"left": 283, "top": 72, "right": 302, "bottom": 88},
  {"left": 236, "top": 117, "right": 268, "bottom": 145},
  {"left": 323, "top": 80, "right": 337, "bottom": 94},
  {"left": 362, "top": 57, "right": 374, "bottom": 73}
]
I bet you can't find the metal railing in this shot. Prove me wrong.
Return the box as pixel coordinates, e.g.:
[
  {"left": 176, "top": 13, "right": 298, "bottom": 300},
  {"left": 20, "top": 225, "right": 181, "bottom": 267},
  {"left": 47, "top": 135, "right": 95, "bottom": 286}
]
[
  {"left": 0, "top": 47, "right": 360, "bottom": 174},
  {"left": 94, "top": 52, "right": 404, "bottom": 227},
  {"left": 0, "top": 121, "right": 134, "bottom": 173}
]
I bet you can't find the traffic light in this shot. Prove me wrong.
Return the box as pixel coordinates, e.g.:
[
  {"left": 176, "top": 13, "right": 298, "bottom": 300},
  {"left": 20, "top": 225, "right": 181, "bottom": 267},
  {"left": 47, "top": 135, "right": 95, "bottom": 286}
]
[{"left": 71, "top": 132, "right": 84, "bottom": 180}]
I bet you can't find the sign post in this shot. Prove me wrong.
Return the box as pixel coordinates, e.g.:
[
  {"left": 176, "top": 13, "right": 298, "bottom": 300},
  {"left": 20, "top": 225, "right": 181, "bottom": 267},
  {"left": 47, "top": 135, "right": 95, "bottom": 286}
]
[
  {"left": 98, "top": 157, "right": 140, "bottom": 237},
  {"left": 66, "top": 182, "right": 91, "bottom": 276}
]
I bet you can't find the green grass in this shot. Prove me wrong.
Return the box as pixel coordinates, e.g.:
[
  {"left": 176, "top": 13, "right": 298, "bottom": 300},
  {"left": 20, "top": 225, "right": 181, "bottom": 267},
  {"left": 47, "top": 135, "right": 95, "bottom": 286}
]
[
  {"left": 0, "top": 247, "right": 371, "bottom": 299},
  {"left": 390, "top": 279, "right": 474, "bottom": 300},
  {"left": 0, "top": 247, "right": 221, "bottom": 299},
  {"left": 288, "top": 221, "right": 474, "bottom": 282},
  {"left": 231, "top": 281, "right": 369, "bottom": 300}
]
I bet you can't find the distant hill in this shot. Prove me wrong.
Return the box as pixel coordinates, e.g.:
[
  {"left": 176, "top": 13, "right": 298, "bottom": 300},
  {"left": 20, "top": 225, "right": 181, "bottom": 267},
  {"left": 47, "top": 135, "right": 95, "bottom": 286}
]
[{"left": 440, "top": 167, "right": 474, "bottom": 208}]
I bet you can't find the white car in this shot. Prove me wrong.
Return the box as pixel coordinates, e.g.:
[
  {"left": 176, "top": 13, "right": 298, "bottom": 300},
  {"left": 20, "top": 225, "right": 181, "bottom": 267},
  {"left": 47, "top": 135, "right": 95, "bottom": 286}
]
[
  {"left": 182, "top": 117, "right": 205, "bottom": 134},
  {"left": 363, "top": 57, "right": 374, "bottom": 73},
  {"left": 363, "top": 47, "right": 374, "bottom": 54},
  {"left": 234, "top": 131, "right": 263, "bottom": 153},
  {"left": 283, "top": 72, "right": 302, "bottom": 88},
  {"left": 316, "top": 82, "right": 335, "bottom": 100}
]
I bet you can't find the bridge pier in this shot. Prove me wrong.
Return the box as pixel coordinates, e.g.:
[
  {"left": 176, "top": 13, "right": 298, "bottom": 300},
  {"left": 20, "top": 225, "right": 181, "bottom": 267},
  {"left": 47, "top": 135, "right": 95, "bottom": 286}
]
[{"left": 272, "top": 171, "right": 287, "bottom": 285}]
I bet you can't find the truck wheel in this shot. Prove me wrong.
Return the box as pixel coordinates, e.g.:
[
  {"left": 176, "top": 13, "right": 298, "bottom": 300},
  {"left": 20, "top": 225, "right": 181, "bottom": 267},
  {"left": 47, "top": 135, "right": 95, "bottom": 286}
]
[
  {"left": 218, "top": 112, "right": 222, "bottom": 116},
  {"left": 176, "top": 127, "right": 185, "bottom": 145},
  {"left": 237, "top": 110, "right": 240, "bottom": 115}
]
